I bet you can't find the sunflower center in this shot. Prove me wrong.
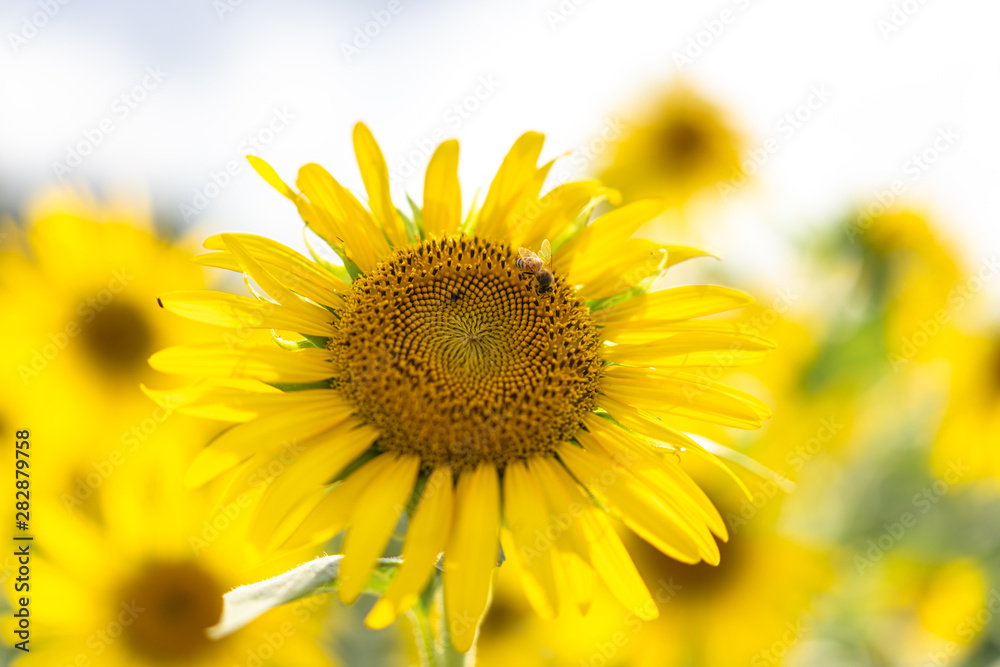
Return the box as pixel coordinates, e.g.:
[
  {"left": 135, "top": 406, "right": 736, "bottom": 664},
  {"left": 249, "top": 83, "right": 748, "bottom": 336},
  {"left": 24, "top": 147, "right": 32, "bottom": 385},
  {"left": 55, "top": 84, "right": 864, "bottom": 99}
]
[
  {"left": 120, "top": 561, "right": 224, "bottom": 661},
  {"left": 81, "top": 301, "right": 154, "bottom": 372},
  {"left": 657, "top": 118, "right": 706, "bottom": 173},
  {"left": 331, "top": 237, "right": 602, "bottom": 471}
]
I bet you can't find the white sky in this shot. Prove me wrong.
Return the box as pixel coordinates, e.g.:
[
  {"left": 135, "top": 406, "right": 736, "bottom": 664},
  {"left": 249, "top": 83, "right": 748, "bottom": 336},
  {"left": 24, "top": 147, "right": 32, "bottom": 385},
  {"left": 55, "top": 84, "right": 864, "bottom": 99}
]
[{"left": 1, "top": 0, "right": 997, "bottom": 286}]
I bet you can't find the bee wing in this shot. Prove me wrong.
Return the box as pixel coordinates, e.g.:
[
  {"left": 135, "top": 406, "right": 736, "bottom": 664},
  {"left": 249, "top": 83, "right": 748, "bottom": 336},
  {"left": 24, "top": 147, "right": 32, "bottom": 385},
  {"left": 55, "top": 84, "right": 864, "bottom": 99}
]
[
  {"left": 538, "top": 239, "right": 552, "bottom": 269},
  {"left": 517, "top": 247, "right": 533, "bottom": 259}
]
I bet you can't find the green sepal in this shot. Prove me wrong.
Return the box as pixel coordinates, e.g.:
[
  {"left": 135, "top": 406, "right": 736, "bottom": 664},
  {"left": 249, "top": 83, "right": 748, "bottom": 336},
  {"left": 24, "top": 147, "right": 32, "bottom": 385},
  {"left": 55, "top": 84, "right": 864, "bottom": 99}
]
[
  {"left": 270, "top": 331, "right": 329, "bottom": 350},
  {"left": 303, "top": 228, "right": 356, "bottom": 283},
  {"left": 267, "top": 380, "right": 332, "bottom": 392},
  {"left": 401, "top": 198, "right": 422, "bottom": 243}
]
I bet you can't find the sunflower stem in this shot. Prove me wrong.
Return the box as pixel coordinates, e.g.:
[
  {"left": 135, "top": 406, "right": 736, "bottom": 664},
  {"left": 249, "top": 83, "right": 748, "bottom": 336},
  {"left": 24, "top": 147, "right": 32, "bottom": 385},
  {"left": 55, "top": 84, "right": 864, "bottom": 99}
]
[
  {"left": 442, "top": 640, "right": 469, "bottom": 667},
  {"left": 407, "top": 598, "right": 440, "bottom": 667}
]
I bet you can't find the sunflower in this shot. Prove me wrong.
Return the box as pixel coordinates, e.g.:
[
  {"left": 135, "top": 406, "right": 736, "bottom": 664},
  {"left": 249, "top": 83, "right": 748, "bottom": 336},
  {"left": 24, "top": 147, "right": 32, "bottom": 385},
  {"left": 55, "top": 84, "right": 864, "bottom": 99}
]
[
  {"left": 2, "top": 421, "right": 332, "bottom": 667},
  {"left": 931, "top": 333, "right": 1000, "bottom": 481},
  {"left": 599, "top": 83, "right": 744, "bottom": 208},
  {"left": 0, "top": 187, "right": 215, "bottom": 445},
  {"left": 148, "top": 123, "right": 772, "bottom": 653}
]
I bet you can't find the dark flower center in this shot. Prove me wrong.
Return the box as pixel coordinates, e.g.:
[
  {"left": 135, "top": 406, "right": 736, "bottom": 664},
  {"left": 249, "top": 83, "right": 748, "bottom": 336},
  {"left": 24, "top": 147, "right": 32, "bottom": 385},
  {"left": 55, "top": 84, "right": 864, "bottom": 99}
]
[
  {"left": 120, "top": 561, "right": 224, "bottom": 661},
  {"left": 81, "top": 301, "right": 154, "bottom": 372},
  {"left": 330, "top": 237, "right": 603, "bottom": 471}
]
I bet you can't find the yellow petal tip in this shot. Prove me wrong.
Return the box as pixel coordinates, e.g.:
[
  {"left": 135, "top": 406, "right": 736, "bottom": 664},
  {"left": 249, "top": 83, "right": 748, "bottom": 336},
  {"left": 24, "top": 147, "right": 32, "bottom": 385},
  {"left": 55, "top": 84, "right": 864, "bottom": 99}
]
[{"left": 365, "top": 599, "right": 397, "bottom": 630}]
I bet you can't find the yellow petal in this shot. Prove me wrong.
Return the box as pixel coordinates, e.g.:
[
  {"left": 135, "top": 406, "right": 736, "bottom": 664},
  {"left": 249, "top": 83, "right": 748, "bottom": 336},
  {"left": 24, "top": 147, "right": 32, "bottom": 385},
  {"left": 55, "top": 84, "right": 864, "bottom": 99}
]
[
  {"left": 501, "top": 461, "right": 560, "bottom": 619},
  {"left": 444, "top": 464, "right": 500, "bottom": 653},
  {"left": 592, "top": 285, "right": 753, "bottom": 327},
  {"left": 247, "top": 155, "right": 299, "bottom": 201},
  {"left": 602, "top": 320, "right": 776, "bottom": 347},
  {"left": 367, "top": 467, "right": 454, "bottom": 628},
  {"left": 220, "top": 234, "right": 335, "bottom": 322},
  {"left": 185, "top": 392, "right": 353, "bottom": 486},
  {"left": 582, "top": 413, "right": 727, "bottom": 540},
  {"left": 339, "top": 455, "right": 421, "bottom": 604},
  {"left": 575, "top": 493, "right": 656, "bottom": 620},
  {"left": 250, "top": 420, "right": 380, "bottom": 547},
  {"left": 554, "top": 199, "right": 665, "bottom": 278},
  {"left": 597, "top": 393, "right": 701, "bottom": 450},
  {"left": 510, "top": 180, "right": 603, "bottom": 250},
  {"left": 159, "top": 290, "right": 335, "bottom": 337},
  {"left": 141, "top": 380, "right": 281, "bottom": 422},
  {"left": 601, "top": 332, "right": 771, "bottom": 368},
  {"left": 573, "top": 240, "right": 668, "bottom": 300},
  {"left": 556, "top": 550, "right": 595, "bottom": 616},
  {"left": 202, "top": 233, "right": 347, "bottom": 300},
  {"left": 500, "top": 157, "right": 555, "bottom": 242},
  {"left": 557, "top": 443, "right": 710, "bottom": 564},
  {"left": 149, "top": 345, "right": 334, "bottom": 383},
  {"left": 573, "top": 427, "right": 721, "bottom": 560},
  {"left": 297, "top": 163, "right": 386, "bottom": 272},
  {"left": 353, "top": 122, "right": 409, "bottom": 246},
  {"left": 601, "top": 366, "right": 771, "bottom": 429},
  {"left": 476, "top": 131, "right": 545, "bottom": 240},
  {"left": 528, "top": 456, "right": 598, "bottom": 615},
  {"left": 275, "top": 454, "right": 390, "bottom": 551},
  {"left": 422, "top": 140, "right": 462, "bottom": 238}
]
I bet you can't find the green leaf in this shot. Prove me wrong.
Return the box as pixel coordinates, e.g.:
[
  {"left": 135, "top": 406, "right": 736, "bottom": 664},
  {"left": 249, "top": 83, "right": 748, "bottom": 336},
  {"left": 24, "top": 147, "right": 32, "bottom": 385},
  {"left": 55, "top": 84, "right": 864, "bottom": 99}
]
[
  {"left": 208, "top": 555, "right": 402, "bottom": 640},
  {"left": 208, "top": 555, "right": 344, "bottom": 639}
]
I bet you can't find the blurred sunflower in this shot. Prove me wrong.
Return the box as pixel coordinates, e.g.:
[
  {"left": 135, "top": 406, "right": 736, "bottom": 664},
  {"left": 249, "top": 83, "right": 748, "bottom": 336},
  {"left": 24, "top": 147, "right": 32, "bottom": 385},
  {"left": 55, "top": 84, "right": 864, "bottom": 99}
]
[
  {"left": 0, "top": 188, "right": 213, "bottom": 443},
  {"left": 476, "top": 507, "right": 831, "bottom": 667},
  {"left": 148, "top": 123, "right": 772, "bottom": 652},
  {"left": 599, "top": 83, "right": 743, "bottom": 207},
  {"left": 2, "top": 423, "right": 332, "bottom": 667},
  {"left": 843, "top": 208, "right": 966, "bottom": 370},
  {"left": 932, "top": 333, "right": 1000, "bottom": 481}
]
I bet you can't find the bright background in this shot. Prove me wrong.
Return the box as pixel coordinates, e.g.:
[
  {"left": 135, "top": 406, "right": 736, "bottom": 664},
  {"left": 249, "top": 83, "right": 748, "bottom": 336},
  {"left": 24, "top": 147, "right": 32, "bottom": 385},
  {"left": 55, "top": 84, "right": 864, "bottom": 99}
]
[
  {"left": 1, "top": 0, "right": 997, "bottom": 282},
  {"left": 4, "top": 2, "right": 1000, "bottom": 667}
]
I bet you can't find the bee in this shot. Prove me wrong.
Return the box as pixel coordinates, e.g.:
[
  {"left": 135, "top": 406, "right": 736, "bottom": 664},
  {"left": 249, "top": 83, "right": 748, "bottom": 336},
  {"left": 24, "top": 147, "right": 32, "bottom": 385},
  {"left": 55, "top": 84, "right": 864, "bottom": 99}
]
[{"left": 516, "top": 239, "right": 554, "bottom": 293}]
